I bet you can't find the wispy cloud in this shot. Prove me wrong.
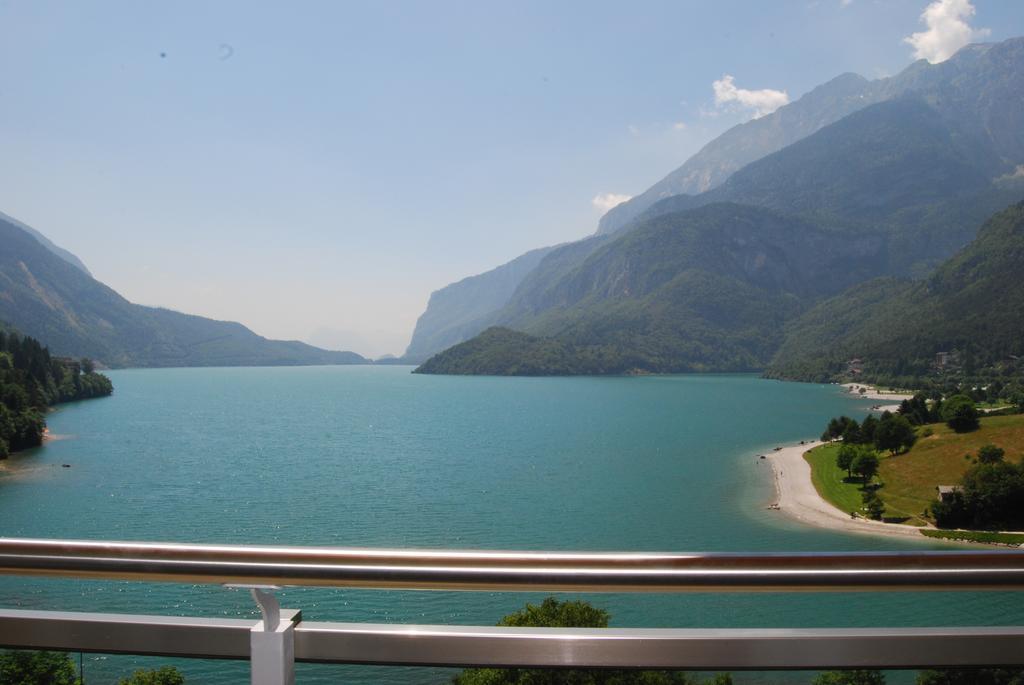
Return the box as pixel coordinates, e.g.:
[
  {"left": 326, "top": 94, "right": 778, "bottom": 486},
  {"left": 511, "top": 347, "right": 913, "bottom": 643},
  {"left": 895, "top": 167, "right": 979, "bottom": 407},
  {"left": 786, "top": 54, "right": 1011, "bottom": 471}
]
[
  {"left": 592, "top": 193, "right": 632, "bottom": 212},
  {"left": 712, "top": 75, "right": 789, "bottom": 119},
  {"left": 904, "top": 0, "right": 990, "bottom": 64}
]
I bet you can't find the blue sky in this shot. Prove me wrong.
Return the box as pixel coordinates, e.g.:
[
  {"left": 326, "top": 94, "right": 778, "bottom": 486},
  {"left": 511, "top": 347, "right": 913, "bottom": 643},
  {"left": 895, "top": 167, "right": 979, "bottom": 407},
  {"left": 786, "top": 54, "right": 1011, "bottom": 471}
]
[{"left": 2, "top": 1, "right": 1022, "bottom": 357}]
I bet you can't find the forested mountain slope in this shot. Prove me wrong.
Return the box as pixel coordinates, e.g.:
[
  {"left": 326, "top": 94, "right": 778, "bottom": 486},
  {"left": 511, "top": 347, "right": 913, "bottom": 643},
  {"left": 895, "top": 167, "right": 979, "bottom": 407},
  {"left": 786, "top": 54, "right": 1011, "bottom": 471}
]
[{"left": 768, "top": 202, "right": 1024, "bottom": 382}]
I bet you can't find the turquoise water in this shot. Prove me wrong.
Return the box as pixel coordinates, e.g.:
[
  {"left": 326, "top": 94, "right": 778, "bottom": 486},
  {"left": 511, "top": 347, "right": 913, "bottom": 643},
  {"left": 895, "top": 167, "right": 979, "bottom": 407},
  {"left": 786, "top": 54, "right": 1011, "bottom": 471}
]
[{"left": 0, "top": 367, "right": 1015, "bottom": 684}]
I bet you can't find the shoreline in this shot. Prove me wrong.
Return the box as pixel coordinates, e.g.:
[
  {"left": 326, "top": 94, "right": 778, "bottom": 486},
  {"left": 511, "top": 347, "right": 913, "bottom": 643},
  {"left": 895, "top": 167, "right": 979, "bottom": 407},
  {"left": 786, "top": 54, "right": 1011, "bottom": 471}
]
[
  {"left": 766, "top": 440, "right": 932, "bottom": 541},
  {"left": 840, "top": 382, "right": 914, "bottom": 403}
]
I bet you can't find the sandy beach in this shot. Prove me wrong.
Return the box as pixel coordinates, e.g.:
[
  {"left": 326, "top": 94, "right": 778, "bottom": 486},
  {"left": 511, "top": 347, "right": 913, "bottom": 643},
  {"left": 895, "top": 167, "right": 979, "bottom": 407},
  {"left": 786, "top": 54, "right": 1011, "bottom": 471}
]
[
  {"left": 766, "top": 440, "right": 930, "bottom": 541},
  {"left": 841, "top": 382, "right": 915, "bottom": 403}
]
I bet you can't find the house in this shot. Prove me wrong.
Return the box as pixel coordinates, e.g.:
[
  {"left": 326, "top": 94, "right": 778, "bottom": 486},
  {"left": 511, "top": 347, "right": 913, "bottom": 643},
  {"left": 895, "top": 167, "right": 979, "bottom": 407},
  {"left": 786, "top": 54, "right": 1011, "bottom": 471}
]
[{"left": 936, "top": 485, "right": 961, "bottom": 502}]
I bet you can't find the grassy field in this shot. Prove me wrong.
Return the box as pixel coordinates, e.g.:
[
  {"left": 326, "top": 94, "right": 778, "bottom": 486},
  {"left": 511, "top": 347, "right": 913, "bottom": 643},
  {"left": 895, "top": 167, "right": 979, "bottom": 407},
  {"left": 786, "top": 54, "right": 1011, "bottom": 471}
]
[
  {"left": 805, "top": 414, "right": 1024, "bottom": 528},
  {"left": 804, "top": 444, "right": 877, "bottom": 519}
]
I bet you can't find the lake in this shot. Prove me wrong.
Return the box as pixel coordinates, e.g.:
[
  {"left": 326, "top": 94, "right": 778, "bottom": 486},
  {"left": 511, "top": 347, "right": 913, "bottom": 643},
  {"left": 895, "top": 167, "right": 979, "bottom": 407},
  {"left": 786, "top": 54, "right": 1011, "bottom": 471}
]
[{"left": 0, "top": 367, "right": 1013, "bottom": 684}]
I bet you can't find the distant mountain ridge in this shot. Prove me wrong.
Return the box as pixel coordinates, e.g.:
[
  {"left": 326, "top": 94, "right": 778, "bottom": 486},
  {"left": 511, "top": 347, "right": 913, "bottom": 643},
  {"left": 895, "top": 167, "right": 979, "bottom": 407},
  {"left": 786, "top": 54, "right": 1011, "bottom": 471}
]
[
  {"left": 0, "top": 215, "right": 367, "bottom": 368},
  {"left": 403, "top": 245, "right": 556, "bottom": 362},
  {"left": 405, "top": 37, "right": 1024, "bottom": 361}
]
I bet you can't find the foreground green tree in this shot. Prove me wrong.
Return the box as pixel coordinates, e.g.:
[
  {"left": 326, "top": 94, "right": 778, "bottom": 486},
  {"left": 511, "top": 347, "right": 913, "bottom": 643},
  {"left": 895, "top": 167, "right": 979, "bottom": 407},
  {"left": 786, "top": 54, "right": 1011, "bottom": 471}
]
[
  {"left": 0, "top": 650, "right": 78, "bottom": 685},
  {"left": 118, "top": 666, "right": 185, "bottom": 685},
  {"left": 916, "top": 668, "right": 1024, "bottom": 685},
  {"left": 941, "top": 395, "right": 979, "bottom": 433},
  {"left": 813, "top": 670, "right": 885, "bottom": 685},
  {"left": 452, "top": 598, "right": 731, "bottom": 685}
]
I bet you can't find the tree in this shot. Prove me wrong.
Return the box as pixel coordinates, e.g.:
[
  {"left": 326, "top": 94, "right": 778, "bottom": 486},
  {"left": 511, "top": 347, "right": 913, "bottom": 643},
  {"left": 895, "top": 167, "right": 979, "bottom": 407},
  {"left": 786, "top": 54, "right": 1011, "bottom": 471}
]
[
  {"left": 898, "top": 393, "right": 931, "bottom": 425},
  {"left": 861, "top": 490, "right": 886, "bottom": 520},
  {"left": 837, "top": 443, "right": 858, "bottom": 479},
  {"left": 814, "top": 671, "right": 885, "bottom": 685},
  {"left": 859, "top": 415, "right": 879, "bottom": 444},
  {"left": 841, "top": 420, "right": 861, "bottom": 444},
  {"left": 977, "top": 444, "right": 1005, "bottom": 464},
  {"left": 916, "top": 669, "right": 1024, "bottom": 685},
  {"left": 932, "top": 461, "right": 1024, "bottom": 529},
  {"left": 452, "top": 598, "right": 732, "bottom": 685},
  {"left": 873, "top": 414, "right": 916, "bottom": 455},
  {"left": 852, "top": 451, "right": 880, "bottom": 485},
  {"left": 941, "top": 395, "right": 979, "bottom": 433},
  {"left": 0, "top": 650, "right": 78, "bottom": 685},
  {"left": 118, "top": 666, "right": 185, "bottom": 685}
]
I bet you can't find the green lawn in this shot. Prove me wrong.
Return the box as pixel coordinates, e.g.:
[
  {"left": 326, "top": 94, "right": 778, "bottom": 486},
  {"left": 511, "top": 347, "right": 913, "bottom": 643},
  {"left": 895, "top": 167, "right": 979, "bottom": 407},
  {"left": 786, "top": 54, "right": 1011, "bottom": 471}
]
[
  {"left": 805, "top": 414, "right": 1024, "bottom": 529},
  {"left": 804, "top": 444, "right": 924, "bottom": 524}
]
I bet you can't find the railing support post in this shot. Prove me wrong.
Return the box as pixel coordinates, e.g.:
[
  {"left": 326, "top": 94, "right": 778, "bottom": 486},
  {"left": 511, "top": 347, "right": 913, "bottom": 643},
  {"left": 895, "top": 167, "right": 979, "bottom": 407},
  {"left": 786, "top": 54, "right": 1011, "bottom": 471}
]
[{"left": 243, "top": 586, "right": 299, "bottom": 685}]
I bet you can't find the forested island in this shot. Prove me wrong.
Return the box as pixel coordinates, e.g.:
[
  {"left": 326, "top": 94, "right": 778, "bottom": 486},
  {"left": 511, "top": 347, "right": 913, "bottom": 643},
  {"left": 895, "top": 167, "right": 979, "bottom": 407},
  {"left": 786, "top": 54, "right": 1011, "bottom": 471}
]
[{"left": 0, "top": 329, "right": 112, "bottom": 457}]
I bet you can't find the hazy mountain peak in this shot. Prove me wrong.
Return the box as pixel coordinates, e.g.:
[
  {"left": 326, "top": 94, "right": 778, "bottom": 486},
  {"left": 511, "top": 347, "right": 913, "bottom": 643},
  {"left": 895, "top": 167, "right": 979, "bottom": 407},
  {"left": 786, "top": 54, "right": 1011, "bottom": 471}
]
[
  {"left": 596, "top": 35, "right": 1023, "bottom": 237},
  {"left": 0, "top": 211, "right": 91, "bottom": 276}
]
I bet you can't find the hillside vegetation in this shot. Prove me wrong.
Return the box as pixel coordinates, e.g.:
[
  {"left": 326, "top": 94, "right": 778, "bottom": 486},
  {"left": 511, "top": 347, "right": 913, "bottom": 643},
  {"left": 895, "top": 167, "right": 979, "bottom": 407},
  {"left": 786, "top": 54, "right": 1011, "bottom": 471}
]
[
  {"left": 0, "top": 329, "right": 112, "bottom": 457},
  {"left": 769, "top": 201, "right": 1024, "bottom": 383}
]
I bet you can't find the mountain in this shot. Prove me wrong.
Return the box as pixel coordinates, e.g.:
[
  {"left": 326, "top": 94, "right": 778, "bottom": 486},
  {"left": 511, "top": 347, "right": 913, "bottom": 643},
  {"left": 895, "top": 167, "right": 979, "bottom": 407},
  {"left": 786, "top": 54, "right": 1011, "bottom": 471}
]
[
  {"left": 0, "top": 215, "right": 367, "bottom": 368},
  {"left": 0, "top": 211, "right": 91, "bottom": 276},
  {"left": 416, "top": 39, "right": 1024, "bottom": 376},
  {"left": 596, "top": 72, "right": 880, "bottom": 235},
  {"left": 767, "top": 201, "right": 1024, "bottom": 383},
  {"left": 404, "top": 37, "right": 1024, "bottom": 361},
  {"left": 403, "top": 245, "right": 556, "bottom": 362},
  {"left": 631, "top": 95, "right": 1022, "bottom": 276},
  {"left": 418, "top": 203, "right": 879, "bottom": 375},
  {"left": 598, "top": 37, "right": 1024, "bottom": 236}
]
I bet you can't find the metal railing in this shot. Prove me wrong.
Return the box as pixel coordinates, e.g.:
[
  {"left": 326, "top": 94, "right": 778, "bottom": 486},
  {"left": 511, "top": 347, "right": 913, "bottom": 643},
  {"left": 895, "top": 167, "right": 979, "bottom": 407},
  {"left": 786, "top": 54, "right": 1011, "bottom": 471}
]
[{"left": 0, "top": 538, "right": 1021, "bottom": 684}]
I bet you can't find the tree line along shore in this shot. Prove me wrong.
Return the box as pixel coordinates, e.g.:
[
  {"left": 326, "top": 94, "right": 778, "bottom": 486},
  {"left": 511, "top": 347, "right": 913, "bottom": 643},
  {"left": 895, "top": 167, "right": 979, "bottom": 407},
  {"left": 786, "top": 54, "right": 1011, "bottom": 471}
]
[{"left": 0, "top": 329, "right": 112, "bottom": 459}]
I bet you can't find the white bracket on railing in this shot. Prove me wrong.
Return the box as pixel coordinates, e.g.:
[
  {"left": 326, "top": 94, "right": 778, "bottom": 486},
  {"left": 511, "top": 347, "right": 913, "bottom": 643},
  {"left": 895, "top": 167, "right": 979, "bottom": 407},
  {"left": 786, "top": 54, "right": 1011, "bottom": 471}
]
[{"left": 225, "top": 584, "right": 299, "bottom": 685}]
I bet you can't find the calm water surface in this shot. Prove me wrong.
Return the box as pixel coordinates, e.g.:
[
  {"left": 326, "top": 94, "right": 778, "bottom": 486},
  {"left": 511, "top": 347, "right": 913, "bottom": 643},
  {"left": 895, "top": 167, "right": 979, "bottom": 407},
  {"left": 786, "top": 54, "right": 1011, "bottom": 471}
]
[{"left": 0, "top": 367, "right": 1013, "bottom": 684}]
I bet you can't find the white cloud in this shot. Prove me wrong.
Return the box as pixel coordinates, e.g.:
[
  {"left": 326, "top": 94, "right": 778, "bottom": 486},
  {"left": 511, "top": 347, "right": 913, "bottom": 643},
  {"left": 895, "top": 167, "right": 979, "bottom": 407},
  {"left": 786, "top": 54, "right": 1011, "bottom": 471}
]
[
  {"left": 903, "top": 0, "right": 990, "bottom": 64},
  {"left": 712, "top": 75, "right": 789, "bottom": 119},
  {"left": 672, "top": 121, "right": 687, "bottom": 131},
  {"left": 840, "top": 0, "right": 854, "bottom": 6},
  {"left": 592, "top": 193, "right": 632, "bottom": 212},
  {"left": 996, "top": 165, "right": 1024, "bottom": 182},
  {"left": 627, "top": 124, "right": 640, "bottom": 136}
]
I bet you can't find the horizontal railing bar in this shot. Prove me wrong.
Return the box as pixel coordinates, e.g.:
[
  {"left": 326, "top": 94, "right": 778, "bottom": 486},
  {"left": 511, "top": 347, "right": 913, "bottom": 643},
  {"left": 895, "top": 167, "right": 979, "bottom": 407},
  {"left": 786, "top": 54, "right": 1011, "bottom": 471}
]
[
  {"left": 0, "top": 609, "right": 1021, "bottom": 669},
  {"left": 0, "top": 608, "right": 254, "bottom": 660},
  {"left": 1, "top": 537, "right": 1023, "bottom": 591},
  {"left": 0, "top": 538, "right": 1023, "bottom": 592},
  {"left": 294, "top": 623, "right": 1024, "bottom": 669}
]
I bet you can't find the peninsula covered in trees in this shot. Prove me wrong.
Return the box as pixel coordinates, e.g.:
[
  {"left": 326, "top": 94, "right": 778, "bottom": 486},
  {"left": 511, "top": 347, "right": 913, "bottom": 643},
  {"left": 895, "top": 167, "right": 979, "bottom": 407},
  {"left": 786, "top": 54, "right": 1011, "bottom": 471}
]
[{"left": 0, "top": 329, "right": 112, "bottom": 457}]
